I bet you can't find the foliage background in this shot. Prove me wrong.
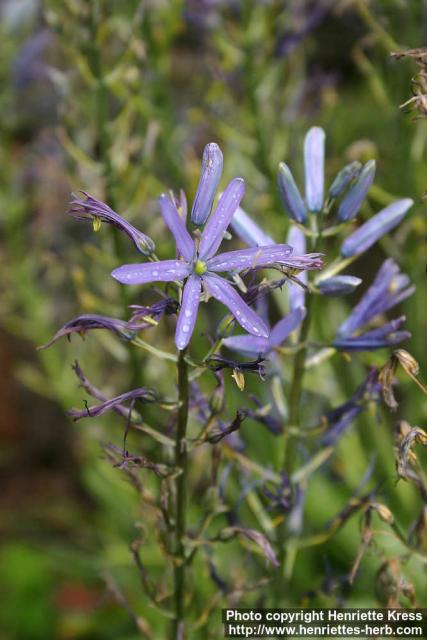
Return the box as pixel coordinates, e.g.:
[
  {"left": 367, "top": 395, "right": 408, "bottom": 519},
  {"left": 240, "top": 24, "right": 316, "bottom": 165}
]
[{"left": 0, "top": 1, "right": 426, "bottom": 638}]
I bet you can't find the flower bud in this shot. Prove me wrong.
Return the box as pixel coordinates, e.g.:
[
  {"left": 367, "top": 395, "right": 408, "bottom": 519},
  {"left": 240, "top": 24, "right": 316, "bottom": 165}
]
[
  {"left": 277, "top": 162, "right": 307, "bottom": 223},
  {"left": 304, "top": 126, "right": 325, "bottom": 212},
  {"left": 329, "top": 161, "right": 362, "bottom": 198},
  {"left": 337, "top": 159, "right": 376, "bottom": 222},
  {"left": 340, "top": 198, "right": 413, "bottom": 257},
  {"left": 191, "top": 142, "right": 223, "bottom": 226},
  {"left": 317, "top": 275, "right": 362, "bottom": 297}
]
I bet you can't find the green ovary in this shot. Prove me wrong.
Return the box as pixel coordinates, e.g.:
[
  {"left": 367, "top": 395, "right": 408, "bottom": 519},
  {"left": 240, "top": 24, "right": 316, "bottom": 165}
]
[{"left": 194, "top": 260, "right": 207, "bottom": 275}]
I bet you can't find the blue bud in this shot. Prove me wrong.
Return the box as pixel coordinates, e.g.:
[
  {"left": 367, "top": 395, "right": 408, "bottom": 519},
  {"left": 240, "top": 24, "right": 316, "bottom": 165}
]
[
  {"left": 337, "top": 159, "right": 376, "bottom": 222},
  {"left": 341, "top": 198, "right": 413, "bottom": 257},
  {"left": 318, "top": 275, "right": 362, "bottom": 297},
  {"left": 304, "top": 126, "right": 325, "bottom": 212},
  {"left": 277, "top": 162, "right": 307, "bottom": 223},
  {"left": 191, "top": 142, "right": 223, "bottom": 226},
  {"left": 329, "top": 161, "right": 362, "bottom": 199}
]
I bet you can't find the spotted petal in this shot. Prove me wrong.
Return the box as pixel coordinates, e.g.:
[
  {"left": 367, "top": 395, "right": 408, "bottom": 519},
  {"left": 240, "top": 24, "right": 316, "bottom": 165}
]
[
  {"left": 112, "top": 260, "right": 191, "bottom": 285},
  {"left": 159, "top": 193, "right": 195, "bottom": 262},
  {"left": 203, "top": 275, "right": 269, "bottom": 338},
  {"left": 175, "top": 274, "right": 202, "bottom": 350},
  {"left": 199, "top": 178, "right": 245, "bottom": 260},
  {"left": 207, "top": 245, "right": 293, "bottom": 273}
]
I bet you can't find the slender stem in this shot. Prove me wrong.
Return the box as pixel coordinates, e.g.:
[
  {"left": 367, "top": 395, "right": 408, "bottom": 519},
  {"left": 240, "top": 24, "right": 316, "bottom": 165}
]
[
  {"left": 171, "top": 348, "right": 189, "bottom": 639},
  {"left": 273, "top": 297, "right": 313, "bottom": 604},
  {"left": 284, "top": 214, "right": 320, "bottom": 472},
  {"left": 284, "top": 295, "right": 313, "bottom": 473},
  {"left": 275, "top": 225, "right": 319, "bottom": 596}
]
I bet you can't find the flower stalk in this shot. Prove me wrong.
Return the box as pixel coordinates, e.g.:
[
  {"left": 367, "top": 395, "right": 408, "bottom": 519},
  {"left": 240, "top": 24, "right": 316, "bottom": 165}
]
[{"left": 172, "top": 348, "right": 189, "bottom": 639}]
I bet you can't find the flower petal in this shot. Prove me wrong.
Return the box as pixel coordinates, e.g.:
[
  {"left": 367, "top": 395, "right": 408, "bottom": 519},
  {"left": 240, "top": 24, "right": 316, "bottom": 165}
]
[
  {"left": 277, "top": 163, "right": 307, "bottom": 223},
  {"left": 334, "top": 317, "right": 411, "bottom": 351},
  {"left": 340, "top": 198, "right": 413, "bottom": 257},
  {"left": 111, "top": 260, "right": 191, "bottom": 285},
  {"left": 159, "top": 193, "right": 195, "bottom": 261},
  {"left": 175, "top": 275, "right": 202, "bottom": 350},
  {"left": 203, "top": 274, "right": 269, "bottom": 338},
  {"left": 207, "top": 245, "right": 293, "bottom": 272},
  {"left": 287, "top": 226, "right": 307, "bottom": 311},
  {"left": 199, "top": 177, "right": 245, "bottom": 260},
  {"left": 304, "top": 126, "right": 325, "bottom": 212},
  {"left": 337, "top": 160, "right": 376, "bottom": 222},
  {"left": 222, "top": 334, "right": 270, "bottom": 357},
  {"left": 230, "top": 205, "right": 274, "bottom": 247},
  {"left": 269, "top": 307, "right": 306, "bottom": 346},
  {"left": 191, "top": 142, "right": 223, "bottom": 226}
]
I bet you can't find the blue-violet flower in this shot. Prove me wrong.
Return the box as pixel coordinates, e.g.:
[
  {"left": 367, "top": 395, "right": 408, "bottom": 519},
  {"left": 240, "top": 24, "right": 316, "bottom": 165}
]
[
  {"left": 112, "top": 162, "right": 322, "bottom": 350},
  {"left": 333, "top": 259, "right": 414, "bottom": 351}
]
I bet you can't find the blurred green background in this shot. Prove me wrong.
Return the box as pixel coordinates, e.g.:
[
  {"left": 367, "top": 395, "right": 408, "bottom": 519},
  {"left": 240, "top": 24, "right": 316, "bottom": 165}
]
[{"left": 1, "top": 1, "right": 427, "bottom": 638}]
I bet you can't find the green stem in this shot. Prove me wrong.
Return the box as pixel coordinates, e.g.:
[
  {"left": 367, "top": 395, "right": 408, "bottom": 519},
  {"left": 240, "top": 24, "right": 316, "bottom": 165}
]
[
  {"left": 273, "top": 297, "right": 313, "bottom": 604},
  {"left": 171, "top": 349, "right": 189, "bottom": 639},
  {"left": 275, "top": 224, "right": 319, "bottom": 596},
  {"left": 284, "top": 295, "right": 313, "bottom": 473}
]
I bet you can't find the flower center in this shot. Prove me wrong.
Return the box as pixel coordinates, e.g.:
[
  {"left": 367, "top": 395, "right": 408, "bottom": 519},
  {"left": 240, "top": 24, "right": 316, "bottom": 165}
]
[{"left": 194, "top": 259, "right": 207, "bottom": 276}]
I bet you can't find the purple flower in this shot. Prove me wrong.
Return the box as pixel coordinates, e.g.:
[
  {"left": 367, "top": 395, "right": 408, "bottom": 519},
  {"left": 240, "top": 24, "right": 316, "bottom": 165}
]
[
  {"left": 336, "top": 160, "right": 376, "bottom": 222},
  {"left": 322, "top": 369, "right": 381, "bottom": 445},
  {"left": 222, "top": 306, "right": 306, "bottom": 357},
  {"left": 340, "top": 198, "right": 413, "bottom": 257},
  {"left": 112, "top": 175, "right": 322, "bottom": 350},
  {"left": 68, "top": 192, "right": 155, "bottom": 256},
  {"left": 334, "top": 259, "right": 414, "bottom": 351}
]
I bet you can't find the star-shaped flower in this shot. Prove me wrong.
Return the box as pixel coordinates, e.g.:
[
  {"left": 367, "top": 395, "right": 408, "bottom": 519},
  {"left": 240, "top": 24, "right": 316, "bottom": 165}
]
[
  {"left": 111, "top": 146, "right": 323, "bottom": 351},
  {"left": 333, "top": 259, "right": 414, "bottom": 351}
]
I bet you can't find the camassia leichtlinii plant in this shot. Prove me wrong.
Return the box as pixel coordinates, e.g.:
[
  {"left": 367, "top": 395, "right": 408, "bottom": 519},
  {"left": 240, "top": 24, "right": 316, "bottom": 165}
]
[{"left": 44, "top": 131, "right": 422, "bottom": 636}]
